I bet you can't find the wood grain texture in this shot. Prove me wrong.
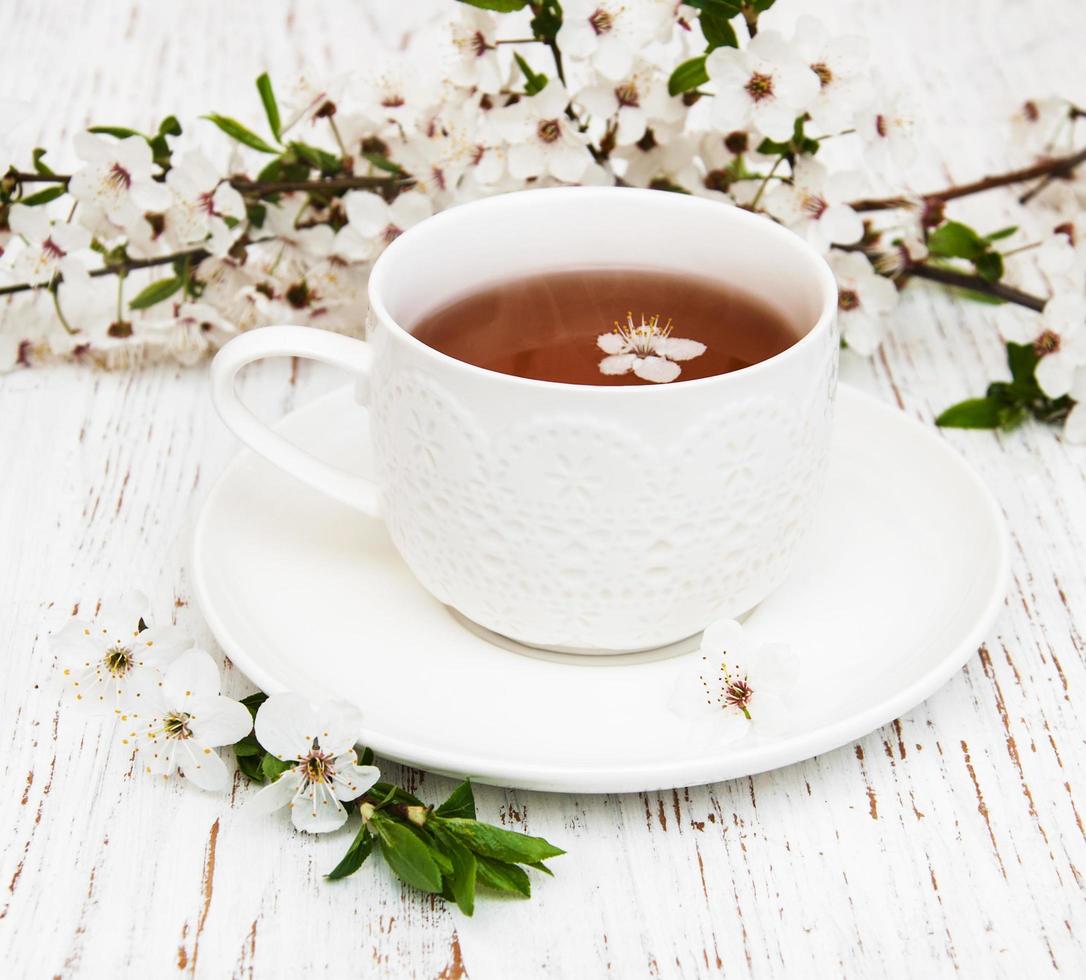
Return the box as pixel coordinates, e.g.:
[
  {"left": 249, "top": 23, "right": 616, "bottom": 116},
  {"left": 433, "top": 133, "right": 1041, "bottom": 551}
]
[{"left": 2, "top": 1, "right": 1086, "bottom": 976}]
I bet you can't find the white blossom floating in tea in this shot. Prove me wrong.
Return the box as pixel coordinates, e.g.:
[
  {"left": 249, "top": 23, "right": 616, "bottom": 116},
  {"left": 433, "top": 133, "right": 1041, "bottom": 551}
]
[{"left": 597, "top": 312, "right": 707, "bottom": 383}]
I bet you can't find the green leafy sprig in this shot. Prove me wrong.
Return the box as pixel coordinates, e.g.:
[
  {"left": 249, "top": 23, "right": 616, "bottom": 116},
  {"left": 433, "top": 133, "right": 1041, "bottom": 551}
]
[
  {"left": 937, "top": 341, "right": 1073, "bottom": 432},
  {"left": 234, "top": 694, "right": 563, "bottom": 914}
]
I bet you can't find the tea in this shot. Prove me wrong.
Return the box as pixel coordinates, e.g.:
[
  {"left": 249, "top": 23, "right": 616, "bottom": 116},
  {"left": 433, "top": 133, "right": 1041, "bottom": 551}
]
[{"left": 408, "top": 267, "right": 799, "bottom": 386}]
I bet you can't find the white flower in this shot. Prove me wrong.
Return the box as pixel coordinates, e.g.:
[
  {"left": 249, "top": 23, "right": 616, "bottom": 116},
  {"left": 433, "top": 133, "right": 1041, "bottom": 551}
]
[
  {"left": 279, "top": 73, "right": 350, "bottom": 133},
  {"left": 448, "top": 9, "right": 504, "bottom": 95},
  {"left": 1034, "top": 293, "right": 1086, "bottom": 399},
  {"left": 500, "top": 81, "right": 591, "bottom": 182},
  {"left": 68, "top": 132, "right": 170, "bottom": 230},
  {"left": 125, "top": 648, "right": 252, "bottom": 791},
  {"left": 261, "top": 199, "right": 337, "bottom": 276},
  {"left": 246, "top": 694, "right": 381, "bottom": 833},
  {"left": 343, "top": 189, "right": 432, "bottom": 255},
  {"left": 857, "top": 95, "right": 918, "bottom": 172},
  {"left": 1009, "top": 97, "right": 1073, "bottom": 158},
  {"left": 668, "top": 618, "right": 797, "bottom": 740},
  {"left": 597, "top": 312, "right": 706, "bottom": 383},
  {"left": 3, "top": 204, "right": 93, "bottom": 288},
  {"left": 557, "top": 0, "right": 674, "bottom": 80},
  {"left": 791, "top": 15, "right": 872, "bottom": 134},
  {"left": 1037, "top": 220, "right": 1086, "bottom": 291},
  {"left": 141, "top": 301, "right": 239, "bottom": 366},
  {"left": 575, "top": 62, "right": 684, "bottom": 147},
  {"left": 705, "top": 31, "right": 819, "bottom": 142},
  {"left": 619, "top": 133, "right": 700, "bottom": 191},
  {"left": 764, "top": 158, "right": 864, "bottom": 253},
  {"left": 164, "top": 150, "right": 246, "bottom": 256},
  {"left": 49, "top": 592, "right": 190, "bottom": 716},
  {"left": 827, "top": 249, "right": 898, "bottom": 355},
  {"left": 355, "top": 61, "right": 443, "bottom": 133},
  {"left": 871, "top": 230, "right": 928, "bottom": 279}
]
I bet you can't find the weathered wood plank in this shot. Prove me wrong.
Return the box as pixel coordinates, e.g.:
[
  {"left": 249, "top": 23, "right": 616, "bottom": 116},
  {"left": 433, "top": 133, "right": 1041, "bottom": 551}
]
[{"left": 1, "top": 1, "right": 1086, "bottom": 977}]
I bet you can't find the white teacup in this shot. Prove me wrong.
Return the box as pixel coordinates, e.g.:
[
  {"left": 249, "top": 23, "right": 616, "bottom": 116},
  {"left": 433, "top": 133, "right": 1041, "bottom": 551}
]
[{"left": 211, "top": 187, "right": 838, "bottom": 654}]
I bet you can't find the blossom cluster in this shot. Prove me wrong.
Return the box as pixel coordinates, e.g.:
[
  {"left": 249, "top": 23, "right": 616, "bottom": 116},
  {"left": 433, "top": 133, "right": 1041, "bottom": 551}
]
[
  {"left": 50, "top": 594, "right": 379, "bottom": 831},
  {"left": 1, "top": 0, "right": 1085, "bottom": 436}
]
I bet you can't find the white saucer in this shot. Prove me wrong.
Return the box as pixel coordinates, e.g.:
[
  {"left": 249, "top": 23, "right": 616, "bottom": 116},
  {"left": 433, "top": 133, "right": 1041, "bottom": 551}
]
[{"left": 192, "top": 384, "right": 1008, "bottom": 793}]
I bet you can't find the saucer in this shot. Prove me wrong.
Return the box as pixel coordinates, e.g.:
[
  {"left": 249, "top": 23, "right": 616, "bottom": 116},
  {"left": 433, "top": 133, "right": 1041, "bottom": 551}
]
[{"left": 192, "top": 384, "right": 1008, "bottom": 793}]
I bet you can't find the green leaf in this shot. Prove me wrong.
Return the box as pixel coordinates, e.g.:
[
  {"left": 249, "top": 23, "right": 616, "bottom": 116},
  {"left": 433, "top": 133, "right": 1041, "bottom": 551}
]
[
  {"left": 935, "top": 397, "right": 1002, "bottom": 429},
  {"left": 31, "top": 148, "right": 55, "bottom": 176},
  {"left": 235, "top": 750, "right": 265, "bottom": 783},
  {"left": 432, "top": 826, "right": 477, "bottom": 916},
  {"left": 87, "top": 125, "right": 143, "bottom": 140},
  {"left": 19, "top": 185, "right": 65, "bottom": 207},
  {"left": 456, "top": 0, "right": 528, "bottom": 10},
  {"left": 289, "top": 141, "right": 341, "bottom": 175},
  {"left": 240, "top": 691, "right": 268, "bottom": 717},
  {"left": 157, "top": 115, "right": 182, "bottom": 137},
  {"left": 441, "top": 818, "right": 565, "bottom": 864},
  {"left": 203, "top": 114, "right": 280, "bottom": 154},
  {"left": 700, "top": 7, "right": 739, "bottom": 50},
  {"left": 1006, "top": 341, "right": 1040, "bottom": 386},
  {"left": 927, "top": 221, "right": 986, "bottom": 261},
  {"left": 996, "top": 403, "right": 1029, "bottom": 431},
  {"left": 129, "top": 276, "right": 183, "bottom": 311},
  {"left": 528, "top": 860, "right": 554, "bottom": 877},
  {"left": 370, "top": 781, "right": 424, "bottom": 807},
  {"left": 529, "top": 0, "right": 562, "bottom": 41},
  {"left": 513, "top": 53, "right": 548, "bottom": 97},
  {"left": 435, "top": 780, "right": 477, "bottom": 820},
  {"left": 985, "top": 225, "right": 1017, "bottom": 242},
  {"left": 232, "top": 736, "right": 263, "bottom": 758},
  {"left": 371, "top": 813, "right": 444, "bottom": 893},
  {"left": 974, "top": 250, "right": 1004, "bottom": 283},
  {"left": 261, "top": 754, "right": 293, "bottom": 782},
  {"left": 326, "top": 824, "right": 374, "bottom": 881},
  {"left": 475, "top": 855, "right": 531, "bottom": 897},
  {"left": 256, "top": 73, "right": 282, "bottom": 142},
  {"left": 362, "top": 152, "right": 403, "bottom": 174},
  {"left": 668, "top": 56, "right": 709, "bottom": 97},
  {"left": 148, "top": 134, "right": 172, "bottom": 168}
]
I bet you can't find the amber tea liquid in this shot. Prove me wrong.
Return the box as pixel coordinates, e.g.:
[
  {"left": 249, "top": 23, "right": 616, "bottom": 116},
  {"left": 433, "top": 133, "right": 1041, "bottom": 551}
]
[{"left": 408, "top": 267, "right": 799, "bottom": 386}]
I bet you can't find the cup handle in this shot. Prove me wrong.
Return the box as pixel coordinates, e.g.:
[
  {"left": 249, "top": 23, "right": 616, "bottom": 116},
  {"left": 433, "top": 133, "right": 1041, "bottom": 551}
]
[{"left": 210, "top": 325, "right": 381, "bottom": 516}]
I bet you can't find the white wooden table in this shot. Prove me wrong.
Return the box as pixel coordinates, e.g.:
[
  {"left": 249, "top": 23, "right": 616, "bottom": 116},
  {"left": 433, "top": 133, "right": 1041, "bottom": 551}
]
[{"left": 3, "top": 1, "right": 1085, "bottom": 976}]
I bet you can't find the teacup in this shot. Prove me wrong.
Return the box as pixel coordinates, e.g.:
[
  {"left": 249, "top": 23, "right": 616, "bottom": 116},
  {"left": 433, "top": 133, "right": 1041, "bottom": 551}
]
[{"left": 210, "top": 187, "right": 838, "bottom": 654}]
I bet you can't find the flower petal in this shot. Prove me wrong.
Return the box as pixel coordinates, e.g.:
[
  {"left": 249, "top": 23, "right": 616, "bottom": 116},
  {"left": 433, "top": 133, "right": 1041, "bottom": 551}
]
[
  {"left": 654, "top": 337, "right": 706, "bottom": 361},
  {"left": 330, "top": 757, "right": 381, "bottom": 801},
  {"left": 632, "top": 356, "right": 682, "bottom": 383},
  {"left": 189, "top": 694, "right": 253, "bottom": 747},
  {"left": 245, "top": 770, "right": 303, "bottom": 815},
  {"left": 314, "top": 701, "right": 364, "bottom": 757},
  {"left": 344, "top": 191, "right": 391, "bottom": 236},
  {"left": 1037, "top": 351, "right": 1075, "bottom": 398},
  {"left": 598, "top": 353, "right": 637, "bottom": 375},
  {"left": 162, "top": 648, "right": 222, "bottom": 706},
  {"left": 597, "top": 332, "right": 628, "bottom": 354},
  {"left": 97, "top": 591, "right": 150, "bottom": 642},
  {"left": 292, "top": 780, "right": 349, "bottom": 833},
  {"left": 700, "top": 619, "right": 746, "bottom": 661},
  {"left": 255, "top": 693, "right": 319, "bottom": 760},
  {"left": 178, "top": 741, "right": 231, "bottom": 792}
]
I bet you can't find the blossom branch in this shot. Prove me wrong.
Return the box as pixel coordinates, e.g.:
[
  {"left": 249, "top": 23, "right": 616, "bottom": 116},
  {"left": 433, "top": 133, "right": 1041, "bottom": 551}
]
[
  {"left": 0, "top": 246, "right": 211, "bottom": 297},
  {"left": 850, "top": 146, "right": 1086, "bottom": 212},
  {"left": 5, "top": 170, "right": 410, "bottom": 196},
  {"left": 905, "top": 262, "right": 1047, "bottom": 312}
]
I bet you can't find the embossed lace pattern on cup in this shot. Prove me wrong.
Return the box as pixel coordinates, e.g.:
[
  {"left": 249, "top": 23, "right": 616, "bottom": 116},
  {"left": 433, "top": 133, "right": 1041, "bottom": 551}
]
[{"left": 369, "top": 352, "right": 834, "bottom": 651}]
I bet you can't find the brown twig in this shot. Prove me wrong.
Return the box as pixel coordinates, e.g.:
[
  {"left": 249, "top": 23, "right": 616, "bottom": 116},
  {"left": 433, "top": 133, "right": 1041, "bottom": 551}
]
[
  {"left": 0, "top": 246, "right": 211, "bottom": 297},
  {"left": 6, "top": 171, "right": 409, "bottom": 196},
  {"left": 850, "top": 145, "right": 1086, "bottom": 212},
  {"left": 905, "top": 263, "right": 1046, "bottom": 312}
]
